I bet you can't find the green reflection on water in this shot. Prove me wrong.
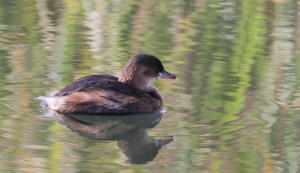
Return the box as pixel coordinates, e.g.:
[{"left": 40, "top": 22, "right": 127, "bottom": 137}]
[{"left": 0, "top": 0, "right": 300, "bottom": 172}]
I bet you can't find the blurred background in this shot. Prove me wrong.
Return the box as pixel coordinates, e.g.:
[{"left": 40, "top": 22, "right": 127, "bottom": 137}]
[{"left": 0, "top": 0, "right": 300, "bottom": 172}]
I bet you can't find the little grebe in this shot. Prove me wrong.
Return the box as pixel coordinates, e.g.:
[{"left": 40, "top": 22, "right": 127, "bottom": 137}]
[{"left": 40, "top": 54, "right": 177, "bottom": 115}]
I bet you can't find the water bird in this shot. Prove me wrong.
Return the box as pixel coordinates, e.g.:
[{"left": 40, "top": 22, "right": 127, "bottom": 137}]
[{"left": 39, "top": 54, "right": 177, "bottom": 115}]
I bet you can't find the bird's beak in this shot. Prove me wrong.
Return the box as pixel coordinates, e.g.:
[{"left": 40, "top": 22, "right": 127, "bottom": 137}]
[{"left": 159, "top": 71, "right": 177, "bottom": 79}]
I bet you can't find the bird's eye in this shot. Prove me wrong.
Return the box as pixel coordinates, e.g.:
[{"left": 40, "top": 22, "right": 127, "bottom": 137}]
[{"left": 143, "top": 69, "right": 151, "bottom": 76}]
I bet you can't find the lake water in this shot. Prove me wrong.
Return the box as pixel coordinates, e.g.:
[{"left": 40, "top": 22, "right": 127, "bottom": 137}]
[{"left": 1, "top": 0, "right": 300, "bottom": 172}]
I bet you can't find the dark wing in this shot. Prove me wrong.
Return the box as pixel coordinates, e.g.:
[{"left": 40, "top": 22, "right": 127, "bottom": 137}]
[
  {"left": 55, "top": 75, "right": 119, "bottom": 96},
  {"left": 54, "top": 75, "right": 146, "bottom": 97},
  {"left": 53, "top": 75, "right": 163, "bottom": 115}
]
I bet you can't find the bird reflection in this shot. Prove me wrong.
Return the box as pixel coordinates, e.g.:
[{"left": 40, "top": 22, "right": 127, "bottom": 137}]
[{"left": 47, "top": 111, "right": 173, "bottom": 164}]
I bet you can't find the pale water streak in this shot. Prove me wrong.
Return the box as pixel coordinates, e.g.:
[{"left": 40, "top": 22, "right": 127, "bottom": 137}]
[{"left": 0, "top": 0, "right": 300, "bottom": 172}]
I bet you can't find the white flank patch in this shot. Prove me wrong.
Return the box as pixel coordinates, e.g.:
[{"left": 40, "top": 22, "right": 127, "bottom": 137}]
[{"left": 36, "top": 96, "right": 61, "bottom": 110}]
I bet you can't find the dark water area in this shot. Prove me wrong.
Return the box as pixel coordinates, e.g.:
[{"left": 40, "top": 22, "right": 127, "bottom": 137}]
[{"left": 0, "top": 0, "right": 300, "bottom": 172}]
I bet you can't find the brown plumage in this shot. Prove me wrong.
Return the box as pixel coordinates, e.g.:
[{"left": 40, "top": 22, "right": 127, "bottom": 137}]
[{"left": 39, "top": 54, "right": 177, "bottom": 115}]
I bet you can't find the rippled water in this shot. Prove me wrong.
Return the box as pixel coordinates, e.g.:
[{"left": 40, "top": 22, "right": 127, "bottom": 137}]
[{"left": 1, "top": 0, "right": 300, "bottom": 172}]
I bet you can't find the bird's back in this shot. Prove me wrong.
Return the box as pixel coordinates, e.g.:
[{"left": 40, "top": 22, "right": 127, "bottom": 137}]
[{"left": 45, "top": 75, "right": 163, "bottom": 115}]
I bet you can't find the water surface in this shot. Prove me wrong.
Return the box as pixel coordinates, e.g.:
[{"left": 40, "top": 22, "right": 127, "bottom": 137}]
[{"left": 0, "top": 0, "right": 300, "bottom": 172}]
